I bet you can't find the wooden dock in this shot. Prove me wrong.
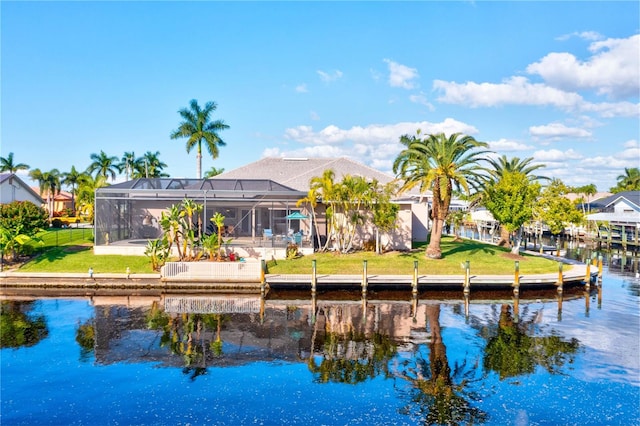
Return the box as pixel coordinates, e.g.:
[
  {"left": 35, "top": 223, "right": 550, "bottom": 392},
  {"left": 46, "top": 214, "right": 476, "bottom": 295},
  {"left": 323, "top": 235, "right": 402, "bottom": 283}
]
[{"left": 266, "top": 263, "right": 592, "bottom": 290}]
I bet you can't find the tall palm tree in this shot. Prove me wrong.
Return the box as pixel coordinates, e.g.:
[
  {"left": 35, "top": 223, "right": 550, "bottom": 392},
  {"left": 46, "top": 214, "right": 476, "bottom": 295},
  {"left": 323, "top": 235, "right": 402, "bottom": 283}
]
[
  {"left": 0, "top": 152, "right": 29, "bottom": 173},
  {"left": 30, "top": 168, "right": 61, "bottom": 220},
  {"left": 87, "top": 151, "right": 120, "bottom": 181},
  {"left": 611, "top": 167, "right": 640, "bottom": 193},
  {"left": 170, "top": 99, "right": 230, "bottom": 179},
  {"left": 62, "top": 166, "right": 85, "bottom": 215},
  {"left": 139, "top": 151, "right": 169, "bottom": 178},
  {"left": 119, "top": 151, "right": 137, "bottom": 181},
  {"left": 393, "top": 132, "right": 490, "bottom": 259}
]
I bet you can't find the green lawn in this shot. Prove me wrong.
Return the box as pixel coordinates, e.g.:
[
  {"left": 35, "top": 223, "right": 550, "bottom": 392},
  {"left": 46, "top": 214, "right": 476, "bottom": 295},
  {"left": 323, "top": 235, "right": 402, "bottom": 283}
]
[
  {"left": 13, "top": 233, "right": 563, "bottom": 275},
  {"left": 267, "top": 237, "right": 563, "bottom": 275}
]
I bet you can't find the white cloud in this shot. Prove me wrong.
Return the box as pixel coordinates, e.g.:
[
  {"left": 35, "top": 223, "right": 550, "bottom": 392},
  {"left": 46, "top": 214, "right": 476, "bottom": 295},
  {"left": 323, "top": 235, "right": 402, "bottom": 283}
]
[
  {"left": 529, "top": 122, "right": 592, "bottom": 140},
  {"left": 409, "top": 93, "right": 435, "bottom": 110},
  {"left": 283, "top": 118, "right": 478, "bottom": 146},
  {"left": 384, "top": 59, "right": 419, "bottom": 89},
  {"left": 556, "top": 31, "right": 603, "bottom": 42},
  {"left": 295, "top": 84, "right": 308, "bottom": 93},
  {"left": 317, "top": 70, "right": 343, "bottom": 83},
  {"left": 488, "top": 138, "right": 535, "bottom": 152},
  {"left": 578, "top": 101, "right": 639, "bottom": 118},
  {"left": 623, "top": 139, "right": 639, "bottom": 149},
  {"left": 534, "top": 148, "right": 583, "bottom": 161},
  {"left": 309, "top": 111, "right": 320, "bottom": 121},
  {"left": 434, "top": 76, "right": 583, "bottom": 109},
  {"left": 526, "top": 34, "right": 640, "bottom": 99}
]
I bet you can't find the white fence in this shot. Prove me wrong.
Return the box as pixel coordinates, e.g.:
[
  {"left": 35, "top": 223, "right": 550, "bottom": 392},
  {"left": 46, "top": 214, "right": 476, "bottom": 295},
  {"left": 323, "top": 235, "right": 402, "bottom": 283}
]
[
  {"left": 164, "top": 296, "right": 261, "bottom": 314},
  {"left": 160, "top": 261, "right": 262, "bottom": 282}
]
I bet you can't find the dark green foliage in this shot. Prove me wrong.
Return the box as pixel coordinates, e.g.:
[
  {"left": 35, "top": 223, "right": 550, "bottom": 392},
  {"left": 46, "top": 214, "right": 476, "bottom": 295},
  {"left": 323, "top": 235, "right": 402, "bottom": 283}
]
[{"left": 0, "top": 201, "right": 48, "bottom": 235}]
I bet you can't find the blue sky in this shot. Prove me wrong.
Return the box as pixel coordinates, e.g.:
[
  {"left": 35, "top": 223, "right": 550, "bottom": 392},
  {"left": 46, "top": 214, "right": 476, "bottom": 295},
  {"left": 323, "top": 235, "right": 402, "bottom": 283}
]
[{"left": 2, "top": 1, "right": 639, "bottom": 193}]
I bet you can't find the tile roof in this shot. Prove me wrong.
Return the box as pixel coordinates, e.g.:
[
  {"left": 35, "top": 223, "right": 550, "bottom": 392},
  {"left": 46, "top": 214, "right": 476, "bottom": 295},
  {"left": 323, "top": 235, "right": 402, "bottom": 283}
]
[{"left": 214, "top": 157, "right": 395, "bottom": 191}]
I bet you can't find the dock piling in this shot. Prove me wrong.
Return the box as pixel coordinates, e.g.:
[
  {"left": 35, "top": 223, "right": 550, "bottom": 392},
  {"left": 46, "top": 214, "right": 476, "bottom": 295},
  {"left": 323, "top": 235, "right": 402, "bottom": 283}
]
[
  {"left": 412, "top": 260, "right": 418, "bottom": 295},
  {"left": 463, "top": 260, "right": 470, "bottom": 295},
  {"left": 362, "top": 260, "right": 368, "bottom": 296}
]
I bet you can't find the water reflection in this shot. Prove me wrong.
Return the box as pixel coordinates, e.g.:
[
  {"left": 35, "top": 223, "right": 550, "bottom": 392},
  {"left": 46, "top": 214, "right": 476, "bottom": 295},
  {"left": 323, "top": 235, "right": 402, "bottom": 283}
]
[
  {"left": 4, "top": 285, "right": 614, "bottom": 425},
  {"left": 0, "top": 301, "right": 48, "bottom": 349}
]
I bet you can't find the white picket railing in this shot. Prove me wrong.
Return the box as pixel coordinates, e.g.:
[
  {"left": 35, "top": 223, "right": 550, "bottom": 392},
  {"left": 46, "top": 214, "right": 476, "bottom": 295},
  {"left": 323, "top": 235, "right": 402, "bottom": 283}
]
[
  {"left": 164, "top": 296, "right": 261, "bottom": 314},
  {"left": 160, "top": 261, "right": 262, "bottom": 282}
]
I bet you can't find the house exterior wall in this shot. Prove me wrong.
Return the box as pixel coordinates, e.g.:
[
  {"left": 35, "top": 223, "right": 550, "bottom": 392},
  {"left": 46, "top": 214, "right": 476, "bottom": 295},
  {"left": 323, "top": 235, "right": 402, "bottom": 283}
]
[
  {"left": 0, "top": 179, "right": 43, "bottom": 205},
  {"left": 614, "top": 199, "right": 640, "bottom": 214}
]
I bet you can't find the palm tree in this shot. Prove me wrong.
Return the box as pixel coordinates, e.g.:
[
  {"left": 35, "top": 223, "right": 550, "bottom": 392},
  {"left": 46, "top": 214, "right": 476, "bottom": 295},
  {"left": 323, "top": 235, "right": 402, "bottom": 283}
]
[
  {"left": 170, "top": 99, "right": 230, "bottom": 179},
  {"left": 393, "top": 132, "right": 490, "bottom": 259},
  {"left": 0, "top": 152, "right": 29, "bottom": 173},
  {"left": 62, "top": 166, "right": 85, "bottom": 215},
  {"left": 30, "top": 168, "right": 61, "bottom": 220},
  {"left": 119, "top": 151, "right": 137, "bottom": 181},
  {"left": 611, "top": 167, "right": 640, "bottom": 193},
  {"left": 76, "top": 174, "right": 109, "bottom": 223},
  {"left": 307, "top": 169, "right": 338, "bottom": 251},
  {"left": 204, "top": 167, "right": 225, "bottom": 178},
  {"left": 487, "top": 155, "right": 548, "bottom": 182},
  {"left": 87, "top": 151, "right": 120, "bottom": 182},
  {"left": 140, "top": 151, "right": 169, "bottom": 178}
]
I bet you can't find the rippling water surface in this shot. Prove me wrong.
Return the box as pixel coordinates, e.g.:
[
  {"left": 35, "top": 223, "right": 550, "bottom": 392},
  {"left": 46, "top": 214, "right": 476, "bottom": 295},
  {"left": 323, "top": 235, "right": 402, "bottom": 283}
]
[{"left": 1, "top": 266, "right": 639, "bottom": 425}]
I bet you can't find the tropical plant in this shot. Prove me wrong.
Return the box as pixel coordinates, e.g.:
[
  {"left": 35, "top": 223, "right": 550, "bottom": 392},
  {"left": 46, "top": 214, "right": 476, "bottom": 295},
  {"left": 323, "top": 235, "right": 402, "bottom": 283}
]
[
  {"left": 571, "top": 183, "right": 597, "bottom": 216},
  {"left": 29, "top": 168, "right": 61, "bottom": 221},
  {"left": 144, "top": 238, "right": 171, "bottom": 271},
  {"left": 119, "top": 151, "right": 137, "bottom": 181},
  {"left": 204, "top": 166, "right": 225, "bottom": 178},
  {"left": 0, "top": 201, "right": 47, "bottom": 261},
  {"left": 201, "top": 233, "right": 220, "bottom": 261},
  {"left": 76, "top": 174, "right": 109, "bottom": 223},
  {"left": 210, "top": 212, "right": 226, "bottom": 260},
  {"left": 134, "top": 151, "right": 169, "bottom": 178},
  {"left": 393, "top": 132, "right": 490, "bottom": 259},
  {"left": 87, "top": 150, "right": 120, "bottom": 181},
  {"left": 61, "top": 166, "right": 85, "bottom": 215},
  {"left": 170, "top": 99, "right": 230, "bottom": 179},
  {"left": 487, "top": 155, "right": 548, "bottom": 181},
  {"left": 0, "top": 152, "right": 29, "bottom": 173},
  {"left": 610, "top": 167, "right": 640, "bottom": 193}
]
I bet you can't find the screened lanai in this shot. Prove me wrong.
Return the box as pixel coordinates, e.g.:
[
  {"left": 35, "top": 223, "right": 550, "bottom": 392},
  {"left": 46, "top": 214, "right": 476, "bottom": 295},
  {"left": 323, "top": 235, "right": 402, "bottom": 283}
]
[{"left": 94, "top": 178, "right": 311, "bottom": 250}]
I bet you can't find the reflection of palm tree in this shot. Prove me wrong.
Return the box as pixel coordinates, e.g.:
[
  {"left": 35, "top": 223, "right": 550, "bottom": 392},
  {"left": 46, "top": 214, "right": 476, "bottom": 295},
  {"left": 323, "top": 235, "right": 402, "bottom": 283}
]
[
  {"left": 146, "top": 304, "right": 224, "bottom": 378},
  {"left": 306, "top": 306, "right": 397, "bottom": 384},
  {"left": 483, "top": 304, "right": 580, "bottom": 380},
  {"left": 397, "top": 305, "right": 487, "bottom": 424},
  {"left": 0, "top": 301, "right": 49, "bottom": 348}
]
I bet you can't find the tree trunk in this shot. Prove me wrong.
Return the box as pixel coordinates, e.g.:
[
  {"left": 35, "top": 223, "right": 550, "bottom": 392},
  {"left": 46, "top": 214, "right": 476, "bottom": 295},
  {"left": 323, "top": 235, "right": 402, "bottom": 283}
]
[
  {"left": 497, "top": 225, "right": 510, "bottom": 247},
  {"left": 426, "top": 218, "right": 444, "bottom": 259}
]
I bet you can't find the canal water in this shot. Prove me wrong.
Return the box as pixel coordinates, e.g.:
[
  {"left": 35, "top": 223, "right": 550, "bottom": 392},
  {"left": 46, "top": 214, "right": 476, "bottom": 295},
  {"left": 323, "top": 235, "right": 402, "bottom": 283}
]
[{"left": 1, "top": 253, "right": 639, "bottom": 425}]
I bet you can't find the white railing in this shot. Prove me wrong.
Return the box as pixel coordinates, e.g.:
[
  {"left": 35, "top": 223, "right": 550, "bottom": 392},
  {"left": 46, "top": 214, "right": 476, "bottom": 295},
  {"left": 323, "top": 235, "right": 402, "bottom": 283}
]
[
  {"left": 164, "top": 296, "right": 261, "bottom": 314},
  {"left": 160, "top": 261, "right": 262, "bottom": 282}
]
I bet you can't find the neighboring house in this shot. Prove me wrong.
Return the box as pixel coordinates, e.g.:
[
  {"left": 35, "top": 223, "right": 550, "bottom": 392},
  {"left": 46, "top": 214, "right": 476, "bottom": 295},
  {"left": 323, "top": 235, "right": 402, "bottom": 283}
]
[
  {"left": 586, "top": 191, "right": 640, "bottom": 230},
  {"left": 29, "top": 188, "right": 75, "bottom": 215},
  {"left": 0, "top": 173, "right": 44, "bottom": 205}
]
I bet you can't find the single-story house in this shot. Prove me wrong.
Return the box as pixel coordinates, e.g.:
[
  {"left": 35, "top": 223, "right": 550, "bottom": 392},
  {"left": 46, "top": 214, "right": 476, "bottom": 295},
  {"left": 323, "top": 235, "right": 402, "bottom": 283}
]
[
  {"left": 94, "top": 157, "right": 433, "bottom": 258},
  {"left": 0, "top": 173, "right": 44, "bottom": 205}
]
